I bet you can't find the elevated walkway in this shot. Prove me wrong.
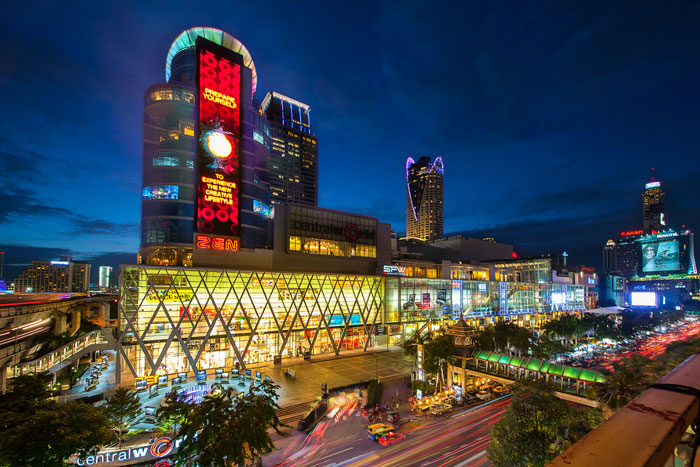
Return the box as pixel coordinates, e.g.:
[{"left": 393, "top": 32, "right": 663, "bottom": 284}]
[{"left": 7, "top": 329, "right": 115, "bottom": 378}]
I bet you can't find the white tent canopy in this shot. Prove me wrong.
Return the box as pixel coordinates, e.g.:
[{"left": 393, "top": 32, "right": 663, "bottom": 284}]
[{"left": 584, "top": 306, "right": 626, "bottom": 315}]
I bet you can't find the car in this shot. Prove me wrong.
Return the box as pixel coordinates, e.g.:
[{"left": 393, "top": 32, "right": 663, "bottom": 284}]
[
  {"left": 493, "top": 385, "right": 509, "bottom": 394},
  {"left": 367, "top": 423, "right": 395, "bottom": 441},
  {"left": 476, "top": 390, "right": 491, "bottom": 401},
  {"left": 429, "top": 403, "right": 452, "bottom": 415},
  {"left": 378, "top": 431, "right": 405, "bottom": 446}
]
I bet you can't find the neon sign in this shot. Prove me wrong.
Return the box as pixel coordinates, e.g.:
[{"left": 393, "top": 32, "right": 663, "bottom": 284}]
[
  {"left": 195, "top": 234, "right": 239, "bottom": 252},
  {"left": 195, "top": 37, "right": 241, "bottom": 245},
  {"left": 645, "top": 181, "right": 661, "bottom": 189},
  {"left": 73, "top": 436, "right": 181, "bottom": 465},
  {"left": 620, "top": 230, "right": 643, "bottom": 237},
  {"left": 383, "top": 265, "right": 406, "bottom": 276}
]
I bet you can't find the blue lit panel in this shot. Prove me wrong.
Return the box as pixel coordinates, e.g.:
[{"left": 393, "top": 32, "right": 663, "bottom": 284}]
[
  {"left": 253, "top": 200, "right": 272, "bottom": 218},
  {"left": 143, "top": 185, "right": 179, "bottom": 200}
]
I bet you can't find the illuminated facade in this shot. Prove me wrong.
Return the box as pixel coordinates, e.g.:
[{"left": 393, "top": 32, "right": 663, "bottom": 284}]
[
  {"left": 98, "top": 266, "right": 113, "bottom": 290},
  {"left": 643, "top": 179, "right": 665, "bottom": 234},
  {"left": 15, "top": 259, "right": 90, "bottom": 293},
  {"left": 118, "top": 265, "right": 585, "bottom": 377},
  {"left": 406, "top": 156, "right": 444, "bottom": 241},
  {"left": 140, "top": 27, "right": 273, "bottom": 267},
  {"left": 261, "top": 92, "right": 318, "bottom": 207}
]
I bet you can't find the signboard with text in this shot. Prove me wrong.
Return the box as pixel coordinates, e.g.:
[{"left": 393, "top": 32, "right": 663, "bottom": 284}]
[{"left": 194, "top": 37, "right": 242, "bottom": 251}]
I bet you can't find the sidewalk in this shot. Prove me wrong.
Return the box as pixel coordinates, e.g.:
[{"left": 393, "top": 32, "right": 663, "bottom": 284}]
[{"left": 267, "top": 347, "right": 413, "bottom": 406}]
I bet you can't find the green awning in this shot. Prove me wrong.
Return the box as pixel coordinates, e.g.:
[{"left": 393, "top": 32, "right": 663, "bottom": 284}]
[
  {"left": 595, "top": 373, "right": 607, "bottom": 383},
  {"left": 498, "top": 355, "right": 511, "bottom": 365},
  {"left": 519, "top": 357, "right": 530, "bottom": 368},
  {"left": 509, "top": 357, "right": 522, "bottom": 367},
  {"left": 547, "top": 364, "right": 565, "bottom": 375},
  {"left": 477, "top": 350, "right": 490, "bottom": 360},
  {"left": 563, "top": 366, "right": 581, "bottom": 379},
  {"left": 540, "top": 362, "right": 551, "bottom": 373},
  {"left": 579, "top": 369, "right": 597, "bottom": 382},
  {"left": 487, "top": 352, "right": 500, "bottom": 362},
  {"left": 527, "top": 358, "right": 543, "bottom": 371}
]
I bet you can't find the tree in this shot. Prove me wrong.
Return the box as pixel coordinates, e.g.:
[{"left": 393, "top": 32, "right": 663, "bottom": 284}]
[
  {"left": 104, "top": 387, "right": 142, "bottom": 448},
  {"left": 488, "top": 381, "right": 601, "bottom": 466},
  {"left": 0, "top": 373, "right": 113, "bottom": 467},
  {"left": 171, "top": 380, "right": 287, "bottom": 467},
  {"left": 595, "top": 358, "right": 649, "bottom": 414},
  {"left": 423, "top": 334, "right": 456, "bottom": 389}
]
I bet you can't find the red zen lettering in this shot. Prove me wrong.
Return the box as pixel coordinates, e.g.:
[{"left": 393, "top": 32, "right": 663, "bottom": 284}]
[{"left": 195, "top": 235, "right": 238, "bottom": 252}]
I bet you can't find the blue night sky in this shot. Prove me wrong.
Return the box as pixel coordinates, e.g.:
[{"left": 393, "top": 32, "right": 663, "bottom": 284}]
[{"left": 1, "top": 1, "right": 699, "bottom": 282}]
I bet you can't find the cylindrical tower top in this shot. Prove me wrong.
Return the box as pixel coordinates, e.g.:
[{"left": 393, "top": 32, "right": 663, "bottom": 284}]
[{"left": 165, "top": 27, "right": 257, "bottom": 97}]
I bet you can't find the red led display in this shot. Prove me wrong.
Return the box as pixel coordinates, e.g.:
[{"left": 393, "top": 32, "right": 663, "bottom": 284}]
[{"left": 195, "top": 37, "right": 241, "bottom": 241}]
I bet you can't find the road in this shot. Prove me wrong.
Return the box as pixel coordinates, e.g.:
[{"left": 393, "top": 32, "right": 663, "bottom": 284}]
[{"left": 266, "top": 395, "right": 510, "bottom": 467}]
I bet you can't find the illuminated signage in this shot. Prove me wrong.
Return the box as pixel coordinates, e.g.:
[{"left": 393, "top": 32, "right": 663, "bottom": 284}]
[
  {"left": 194, "top": 37, "right": 241, "bottom": 248},
  {"left": 587, "top": 277, "right": 596, "bottom": 285},
  {"left": 383, "top": 265, "right": 406, "bottom": 276},
  {"left": 478, "top": 283, "right": 487, "bottom": 292},
  {"left": 146, "top": 289, "right": 194, "bottom": 303},
  {"left": 641, "top": 240, "right": 679, "bottom": 273},
  {"left": 50, "top": 261, "right": 70, "bottom": 266},
  {"left": 73, "top": 436, "right": 181, "bottom": 465},
  {"left": 195, "top": 234, "right": 239, "bottom": 252},
  {"left": 620, "top": 230, "right": 643, "bottom": 237},
  {"left": 655, "top": 232, "right": 678, "bottom": 239},
  {"left": 660, "top": 212, "right": 666, "bottom": 226},
  {"left": 645, "top": 181, "right": 661, "bottom": 189},
  {"left": 253, "top": 200, "right": 272, "bottom": 218},
  {"left": 631, "top": 291, "right": 656, "bottom": 307}
]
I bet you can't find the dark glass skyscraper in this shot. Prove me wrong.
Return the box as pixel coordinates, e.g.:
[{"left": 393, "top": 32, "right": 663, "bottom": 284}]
[
  {"left": 642, "top": 179, "right": 665, "bottom": 234},
  {"left": 139, "top": 27, "right": 272, "bottom": 266},
  {"left": 261, "top": 92, "right": 318, "bottom": 206},
  {"left": 406, "top": 156, "right": 444, "bottom": 241}
]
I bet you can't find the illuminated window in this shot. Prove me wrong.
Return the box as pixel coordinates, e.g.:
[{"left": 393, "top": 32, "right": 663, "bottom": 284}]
[
  {"left": 186, "top": 160, "right": 194, "bottom": 169},
  {"left": 142, "top": 185, "right": 179, "bottom": 200},
  {"left": 180, "top": 121, "right": 195, "bottom": 137},
  {"left": 153, "top": 154, "right": 179, "bottom": 167},
  {"left": 289, "top": 236, "right": 301, "bottom": 251}
]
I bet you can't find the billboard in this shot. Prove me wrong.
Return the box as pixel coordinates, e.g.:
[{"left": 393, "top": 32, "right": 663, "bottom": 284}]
[
  {"left": 641, "top": 240, "right": 679, "bottom": 273},
  {"left": 630, "top": 291, "right": 656, "bottom": 307},
  {"left": 194, "top": 37, "right": 241, "bottom": 248}
]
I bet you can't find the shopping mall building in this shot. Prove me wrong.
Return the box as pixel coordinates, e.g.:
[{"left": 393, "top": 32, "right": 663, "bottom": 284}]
[{"left": 117, "top": 27, "right": 586, "bottom": 382}]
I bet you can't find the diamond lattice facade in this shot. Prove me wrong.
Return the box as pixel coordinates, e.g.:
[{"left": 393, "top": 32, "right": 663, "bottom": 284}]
[
  {"left": 118, "top": 266, "right": 383, "bottom": 377},
  {"left": 118, "top": 266, "right": 586, "bottom": 378}
]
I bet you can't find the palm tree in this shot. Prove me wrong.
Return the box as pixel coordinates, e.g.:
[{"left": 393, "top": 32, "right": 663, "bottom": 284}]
[{"left": 595, "top": 358, "right": 649, "bottom": 416}]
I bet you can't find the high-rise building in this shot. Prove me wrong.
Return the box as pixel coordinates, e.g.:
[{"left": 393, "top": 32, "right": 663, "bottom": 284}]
[
  {"left": 139, "top": 27, "right": 273, "bottom": 266},
  {"left": 603, "top": 239, "right": 617, "bottom": 273},
  {"left": 261, "top": 92, "right": 318, "bottom": 207},
  {"left": 14, "top": 257, "right": 90, "bottom": 293},
  {"left": 405, "top": 156, "right": 444, "bottom": 241},
  {"left": 98, "top": 266, "right": 113, "bottom": 290},
  {"left": 643, "top": 179, "right": 665, "bottom": 234}
]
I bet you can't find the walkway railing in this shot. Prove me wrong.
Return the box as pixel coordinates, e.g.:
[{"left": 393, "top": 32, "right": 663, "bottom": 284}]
[
  {"left": 550, "top": 353, "right": 700, "bottom": 466},
  {"left": 8, "top": 330, "right": 110, "bottom": 378}
]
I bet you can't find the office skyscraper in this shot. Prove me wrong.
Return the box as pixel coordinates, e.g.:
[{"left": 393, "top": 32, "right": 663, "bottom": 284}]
[
  {"left": 405, "top": 156, "right": 444, "bottom": 241},
  {"left": 643, "top": 178, "right": 665, "bottom": 234},
  {"left": 261, "top": 92, "right": 318, "bottom": 206}
]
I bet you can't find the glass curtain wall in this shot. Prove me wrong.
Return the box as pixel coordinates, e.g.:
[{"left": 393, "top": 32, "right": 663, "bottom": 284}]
[{"left": 119, "top": 267, "right": 382, "bottom": 377}]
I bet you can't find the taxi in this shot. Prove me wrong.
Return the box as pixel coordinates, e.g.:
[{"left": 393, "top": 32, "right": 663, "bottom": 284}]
[{"left": 367, "top": 423, "right": 395, "bottom": 441}]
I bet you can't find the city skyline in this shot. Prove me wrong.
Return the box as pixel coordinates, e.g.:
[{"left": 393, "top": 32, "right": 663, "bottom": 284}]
[{"left": 2, "top": 1, "right": 700, "bottom": 281}]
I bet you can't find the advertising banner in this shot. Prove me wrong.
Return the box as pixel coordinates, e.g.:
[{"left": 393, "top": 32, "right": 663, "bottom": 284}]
[
  {"left": 641, "top": 240, "right": 679, "bottom": 273},
  {"left": 194, "top": 37, "right": 242, "bottom": 248}
]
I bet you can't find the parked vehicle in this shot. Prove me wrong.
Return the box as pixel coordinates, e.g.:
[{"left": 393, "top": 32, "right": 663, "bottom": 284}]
[
  {"left": 476, "top": 390, "right": 491, "bottom": 401},
  {"left": 493, "top": 385, "right": 509, "bottom": 394},
  {"left": 429, "top": 403, "right": 452, "bottom": 416},
  {"left": 378, "top": 431, "right": 405, "bottom": 446}
]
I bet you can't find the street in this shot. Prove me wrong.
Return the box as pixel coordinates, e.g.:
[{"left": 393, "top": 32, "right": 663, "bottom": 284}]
[{"left": 265, "top": 395, "right": 510, "bottom": 467}]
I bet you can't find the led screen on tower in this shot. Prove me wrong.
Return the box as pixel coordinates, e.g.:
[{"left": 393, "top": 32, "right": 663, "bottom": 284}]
[
  {"left": 194, "top": 37, "right": 241, "bottom": 248},
  {"left": 641, "top": 240, "right": 680, "bottom": 273}
]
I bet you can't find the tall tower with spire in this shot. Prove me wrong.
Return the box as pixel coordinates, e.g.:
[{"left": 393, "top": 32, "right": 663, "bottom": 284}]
[{"left": 642, "top": 168, "right": 665, "bottom": 234}]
